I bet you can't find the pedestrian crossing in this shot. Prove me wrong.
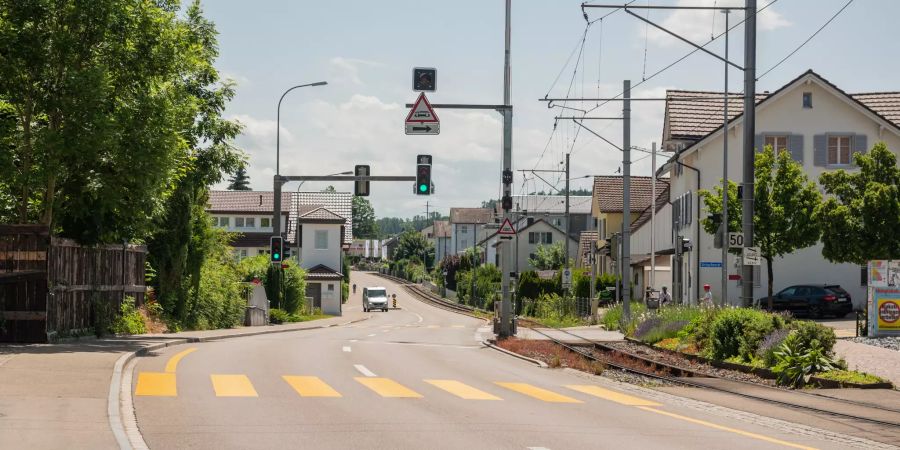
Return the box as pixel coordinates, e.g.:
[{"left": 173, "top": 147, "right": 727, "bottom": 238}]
[{"left": 135, "top": 372, "right": 658, "bottom": 406}]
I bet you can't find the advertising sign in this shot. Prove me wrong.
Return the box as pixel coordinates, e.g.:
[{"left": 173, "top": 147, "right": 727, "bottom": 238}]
[
  {"left": 872, "top": 287, "right": 900, "bottom": 335},
  {"left": 868, "top": 260, "right": 900, "bottom": 287}
]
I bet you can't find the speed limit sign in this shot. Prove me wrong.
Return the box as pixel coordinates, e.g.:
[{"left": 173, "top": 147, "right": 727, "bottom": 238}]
[{"left": 728, "top": 232, "right": 744, "bottom": 249}]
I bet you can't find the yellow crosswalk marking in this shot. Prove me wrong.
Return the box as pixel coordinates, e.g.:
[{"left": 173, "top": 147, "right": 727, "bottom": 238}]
[
  {"left": 495, "top": 382, "right": 582, "bottom": 403},
  {"left": 164, "top": 347, "right": 197, "bottom": 373},
  {"left": 135, "top": 372, "right": 177, "bottom": 396},
  {"left": 355, "top": 377, "right": 422, "bottom": 398},
  {"left": 211, "top": 374, "right": 258, "bottom": 397},
  {"left": 425, "top": 379, "right": 501, "bottom": 400},
  {"left": 564, "top": 385, "right": 660, "bottom": 406},
  {"left": 283, "top": 376, "right": 342, "bottom": 397}
]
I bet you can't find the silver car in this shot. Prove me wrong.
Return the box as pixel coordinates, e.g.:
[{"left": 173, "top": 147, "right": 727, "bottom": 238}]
[{"left": 362, "top": 287, "right": 389, "bottom": 312}]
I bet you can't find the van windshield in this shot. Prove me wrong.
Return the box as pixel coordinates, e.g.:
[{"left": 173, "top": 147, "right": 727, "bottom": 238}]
[{"left": 367, "top": 289, "right": 386, "bottom": 298}]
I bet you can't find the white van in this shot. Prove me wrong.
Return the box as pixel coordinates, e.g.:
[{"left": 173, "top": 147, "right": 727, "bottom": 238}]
[{"left": 362, "top": 286, "right": 389, "bottom": 312}]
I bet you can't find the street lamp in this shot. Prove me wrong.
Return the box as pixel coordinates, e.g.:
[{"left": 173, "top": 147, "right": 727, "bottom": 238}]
[{"left": 273, "top": 81, "right": 327, "bottom": 238}]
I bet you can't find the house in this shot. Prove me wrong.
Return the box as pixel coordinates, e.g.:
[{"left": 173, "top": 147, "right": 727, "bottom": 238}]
[
  {"left": 449, "top": 208, "right": 495, "bottom": 255},
  {"left": 506, "top": 195, "right": 594, "bottom": 235},
  {"left": 627, "top": 185, "right": 673, "bottom": 296},
  {"left": 645, "top": 69, "right": 900, "bottom": 308},
  {"left": 289, "top": 191, "right": 353, "bottom": 250},
  {"left": 591, "top": 175, "right": 669, "bottom": 278},
  {"left": 295, "top": 207, "right": 346, "bottom": 315},
  {"left": 433, "top": 220, "right": 452, "bottom": 263},
  {"left": 577, "top": 231, "right": 599, "bottom": 269},
  {"left": 479, "top": 218, "right": 579, "bottom": 274},
  {"left": 348, "top": 239, "right": 382, "bottom": 259},
  {"left": 381, "top": 236, "right": 399, "bottom": 261},
  {"left": 206, "top": 190, "right": 292, "bottom": 260}
]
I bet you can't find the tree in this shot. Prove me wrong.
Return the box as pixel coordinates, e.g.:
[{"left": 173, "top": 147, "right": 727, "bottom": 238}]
[
  {"left": 352, "top": 196, "right": 379, "bottom": 238},
  {"left": 227, "top": 166, "right": 251, "bottom": 190},
  {"left": 699, "top": 147, "right": 821, "bottom": 309},
  {"left": 816, "top": 142, "right": 900, "bottom": 264},
  {"left": 529, "top": 242, "right": 567, "bottom": 270},
  {"left": 393, "top": 230, "right": 435, "bottom": 268}
]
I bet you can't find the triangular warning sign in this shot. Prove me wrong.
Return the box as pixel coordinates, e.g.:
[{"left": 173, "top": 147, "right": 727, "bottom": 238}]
[
  {"left": 498, "top": 217, "right": 516, "bottom": 235},
  {"left": 405, "top": 92, "right": 439, "bottom": 123}
]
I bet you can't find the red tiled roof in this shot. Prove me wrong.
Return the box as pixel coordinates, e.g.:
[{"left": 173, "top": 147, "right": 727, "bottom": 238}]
[
  {"left": 207, "top": 191, "right": 292, "bottom": 213},
  {"left": 592, "top": 176, "right": 669, "bottom": 213},
  {"left": 433, "top": 220, "right": 451, "bottom": 238},
  {"left": 449, "top": 208, "right": 494, "bottom": 224},
  {"left": 298, "top": 207, "right": 345, "bottom": 223}
]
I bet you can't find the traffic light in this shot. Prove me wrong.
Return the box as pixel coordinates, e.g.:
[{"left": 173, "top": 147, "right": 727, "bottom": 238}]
[
  {"left": 416, "top": 154, "right": 432, "bottom": 195},
  {"left": 355, "top": 165, "right": 370, "bottom": 197},
  {"left": 501, "top": 195, "right": 512, "bottom": 211},
  {"left": 412, "top": 67, "right": 436, "bottom": 92},
  {"left": 270, "top": 236, "right": 283, "bottom": 263}
]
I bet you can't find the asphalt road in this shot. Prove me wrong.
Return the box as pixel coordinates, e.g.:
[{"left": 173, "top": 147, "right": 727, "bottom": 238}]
[{"left": 131, "top": 272, "right": 862, "bottom": 450}]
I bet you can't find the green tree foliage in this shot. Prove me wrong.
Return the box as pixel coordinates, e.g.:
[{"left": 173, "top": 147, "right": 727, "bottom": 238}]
[
  {"left": 227, "top": 166, "right": 251, "bottom": 190},
  {"left": 699, "top": 147, "right": 821, "bottom": 308},
  {"left": 528, "top": 242, "right": 567, "bottom": 270},
  {"left": 352, "top": 196, "right": 379, "bottom": 238},
  {"left": 455, "top": 264, "right": 501, "bottom": 309},
  {"left": 393, "top": 230, "right": 434, "bottom": 268},
  {"left": 816, "top": 142, "right": 900, "bottom": 264}
]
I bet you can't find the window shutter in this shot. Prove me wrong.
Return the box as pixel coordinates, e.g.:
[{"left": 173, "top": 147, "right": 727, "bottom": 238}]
[
  {"left": 789, "top": 134, "right": 804, "bottom": 162},
  {"left": 813, "top": 134, "right": 827, "bottom": 166},
  {"left": 686, "top": 192, "right": 693, "bottom": 225},
  {"left": 852, "top": 134, "right": 868, "bottom": 162},
  {"left": 755, "top": 134, "right": 764, "bottom": 153}
]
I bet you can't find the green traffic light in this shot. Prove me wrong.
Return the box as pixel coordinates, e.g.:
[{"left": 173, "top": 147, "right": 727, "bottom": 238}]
[
  {"left": 419, "top": 184, "right": 427, "bottom": 192},
  {"left": 273, "top": 253, "right": 280, "bottom": 260}
]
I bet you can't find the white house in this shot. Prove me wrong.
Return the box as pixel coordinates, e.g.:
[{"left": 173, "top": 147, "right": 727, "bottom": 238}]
[
  {"left": 449, "top": 208, "right": 495, "bottom": 255},
  {"left": 433, "top": 220, "right": 451, "bottom": 263},
  {"left": 644, "top": 70, "right": 900, "bottom": 308},
  {"left": 296, "top": 207, "right": 346, "bottom": 315},
  {"left": 207, "top": 191, "right": 292, "bottom": 260},
  {"left": 479, "top": 218, "right": 579, "bottom": 274}
]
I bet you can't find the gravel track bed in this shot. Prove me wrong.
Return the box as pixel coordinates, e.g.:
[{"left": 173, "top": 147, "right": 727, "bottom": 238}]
[{"left": 600, "top": 341, "right": 778, "bottom": 387}]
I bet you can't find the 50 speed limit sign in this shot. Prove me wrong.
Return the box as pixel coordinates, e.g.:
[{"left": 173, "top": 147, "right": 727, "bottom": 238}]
[{"left": 728, "top": 232, "right": 744, "bottom": 249}]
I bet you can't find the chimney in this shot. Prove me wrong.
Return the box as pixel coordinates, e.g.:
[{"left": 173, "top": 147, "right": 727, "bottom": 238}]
[{"left": 259, "top": 194, "right": 263, "bottom": 206}]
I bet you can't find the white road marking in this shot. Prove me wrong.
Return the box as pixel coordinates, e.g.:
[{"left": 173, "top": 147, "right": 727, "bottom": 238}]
[
  {"left": 527, "top": 447, "right": 551, "bottom": 450},
  {"left": 367, "top": 334, "right": 376, "bottom": 337},
  {"left": 354, "top": 364, "right": 376, "bottom": 377},
  {"left": 349, "top": 339, "right": 358, "bottom": 343},
  {"left": 342, "top": 346, "right": 352, "bottom": 352},
  {"left": 382, "top": 329, "right": 390, "bottom": 333},
  {"left": 413, "top": 312, "right": 424, "bottom": 323}
]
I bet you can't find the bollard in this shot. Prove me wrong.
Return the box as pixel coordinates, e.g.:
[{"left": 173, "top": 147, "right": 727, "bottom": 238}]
[{"left": 392, "top": 294, "right": 397, "bottom": 309}]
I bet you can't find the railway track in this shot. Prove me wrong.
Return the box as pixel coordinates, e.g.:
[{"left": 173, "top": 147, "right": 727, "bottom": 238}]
[{"left": 370, "top": 271, "right": 900, "bottom": 428}]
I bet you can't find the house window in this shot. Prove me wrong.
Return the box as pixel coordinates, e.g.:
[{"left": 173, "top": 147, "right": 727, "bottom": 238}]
[
  {"left": 245, "top": 217, "right": 255, "bottom": 228},
  {"left": 802, "top": 92, "right": 813, "bottom": 109},
  {"left": 828, "top": 136, "right": 852, "bottom": 165},
  {"left": 764, "top": 135, "right": 789, "bottom": 153},
  {"left": 235, "top": 217, "right": 245, "bottom": 228},
  {"left": 216, "top": 217, "right": 230, "bottom": 227},
  {"left": 258, "top": 249, "right": 266, "bottom": 255},
  {"left": 460, "top": 225, "right": 468, "bottom": 234},
  {"left": 327, "top": 284, "right": 335, "bottom": 291},
  {"left": 528, "top": 232, "right": 552, "bottom": 244},
  {"left": 261, "top": 217, "right": 271, "bottom": 228},
  {"left": 315, "top": 230, "right": 328, "bottom": 250}
]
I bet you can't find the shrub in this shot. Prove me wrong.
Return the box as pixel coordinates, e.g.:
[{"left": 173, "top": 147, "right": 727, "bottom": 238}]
[
  {"left": 789, "top": 320, "right": 836, "bottom": 354},
  {"left": 281, "top": 261, "right": 307, "bottom": 314},
  {"left": 815, "top": 369, "right": 888, "bottom": 385},
  {"left": 111, "top": 296, "right": 147, "bottom": 335},
  {"left": 633, "top": 317, "right": 663, "bottom": 340},
  {"left": 601, "top": 302, "right": 646, "bottom": 332},
  {"left": 531, "top": 293, "right": 583, "bottom": 328},
  {"left": 772, "top": 333, "right": 838, "bottom": 387},
  {"left": 757, "top": 328, "right": 792, "bottom": 367},
  {"left": 269, "top": 308, "right": 289, "bottom": 324},
  {"left": 708, "top": 307, "right": 785, "bottom": 361}
]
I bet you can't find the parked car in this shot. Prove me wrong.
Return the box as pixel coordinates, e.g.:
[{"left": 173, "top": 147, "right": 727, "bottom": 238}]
[
  {"left": 362, "top": 286, "right": 389, "bottom": 313},
  {"left": 759, "top": 284, "right": 853, "bottom": 318}
]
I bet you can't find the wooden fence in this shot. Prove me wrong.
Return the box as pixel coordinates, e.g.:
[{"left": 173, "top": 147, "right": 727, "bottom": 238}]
[{"left": 0, "top": 225, "right": 146, "bottom": 343}]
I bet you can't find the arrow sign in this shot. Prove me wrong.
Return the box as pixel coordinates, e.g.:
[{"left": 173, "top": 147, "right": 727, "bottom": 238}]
[
  {"left": 498, "top": 218, "right": 516, "bottom": 236},
  {"left": 405, "top": 92, "right": 440, "bottom": 135}
]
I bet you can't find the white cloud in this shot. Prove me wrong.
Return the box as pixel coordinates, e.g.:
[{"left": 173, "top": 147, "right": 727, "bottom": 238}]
[
  {"left": 328, "top": 57, "right": 385, "bottom": 86},
  {"left": 645, "top": 0, "right": 791, "bottom": 48}
]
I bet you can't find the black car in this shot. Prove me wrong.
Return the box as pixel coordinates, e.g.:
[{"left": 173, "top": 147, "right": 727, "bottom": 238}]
[{"left": 760, "top": 284, "right": 853, "bottom": 318}]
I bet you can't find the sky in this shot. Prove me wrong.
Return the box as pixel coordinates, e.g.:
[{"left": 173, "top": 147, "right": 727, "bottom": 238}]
[{"left": 205, "top": 0, "right": 900, "bottom": 219}]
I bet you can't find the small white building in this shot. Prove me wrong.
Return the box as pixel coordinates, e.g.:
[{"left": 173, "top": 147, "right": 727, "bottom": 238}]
[
  {"left": 206, "top": 191, "right": 291, "bottom": 260},
  {"left": 296, "top": 207, "right": 346, "bottom": 315},
  {"left": 449, "top": 208, "right": 495, "bottom": 255},
  {"left": 644, "top": 70, "right": 900, "bottom": 308},
  {"left": 480, "top": 218, "right": 579, "bottom": 274}
]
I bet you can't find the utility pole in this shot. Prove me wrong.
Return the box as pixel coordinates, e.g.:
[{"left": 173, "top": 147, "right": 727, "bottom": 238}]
[
  {"left": 651, "top": 142, "right": 657, "bottom": 293},
  {"left": 721, "top": 9, "right": 730, "bottom": 307},
  {"left": 425, "top": 201, "right": 431, "bottom": 270},
  {"left": 742, "top": 0, "right": 757, "bottom": 306},
  {"left": 564, "top": 152, "right": 571, "bottom": 294},
  {"left": 622, "top": 80, "right": 632, "bottom": 320},
  {"left": 499, "top": 0, "right": 514, "bottom": 337}
]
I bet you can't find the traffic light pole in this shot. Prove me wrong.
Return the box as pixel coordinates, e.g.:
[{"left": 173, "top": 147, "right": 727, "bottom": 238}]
[{"left": 499, "top": 0, "right": 514, "bottom": 338}]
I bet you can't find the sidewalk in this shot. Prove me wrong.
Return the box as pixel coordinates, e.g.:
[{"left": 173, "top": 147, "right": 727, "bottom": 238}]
[
  {"left": 0, "top": 313, "right": 364, "bottom": 450},
  {"left": 514, "top": 324, "right": 624, "bottom": 343},
  {"left": 833, "top": 339, "right": 900, "bottom": 387}
]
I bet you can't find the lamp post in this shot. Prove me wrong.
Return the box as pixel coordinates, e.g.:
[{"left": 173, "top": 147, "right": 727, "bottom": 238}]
[{"left": 273, "top": 81, "right": 327, "bottom": 239}]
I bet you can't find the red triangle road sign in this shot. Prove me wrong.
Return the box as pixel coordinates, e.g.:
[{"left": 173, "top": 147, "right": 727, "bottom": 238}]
[
  {"left": 405, "top": 92, "right": 439, "bottom": 123},
  {"left": 498, "top": 218, "right": 516, "bottom": 235}
]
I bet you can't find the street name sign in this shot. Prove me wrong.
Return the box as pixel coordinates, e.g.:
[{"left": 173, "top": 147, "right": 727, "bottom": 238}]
[
  {"left": 743, "top": 246, "right": 761, "bottom": 266},
  {"left": 405, "top": 92, "right": 440, "bottom": 135}
]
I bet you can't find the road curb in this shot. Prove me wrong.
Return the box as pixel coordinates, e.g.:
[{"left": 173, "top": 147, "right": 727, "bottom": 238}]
[
  {"left": 481, "top": 339, "right": 549, "bottom": 368},
  {"left": 108, "top": 315, "right": 371, "bottom": 450}
]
